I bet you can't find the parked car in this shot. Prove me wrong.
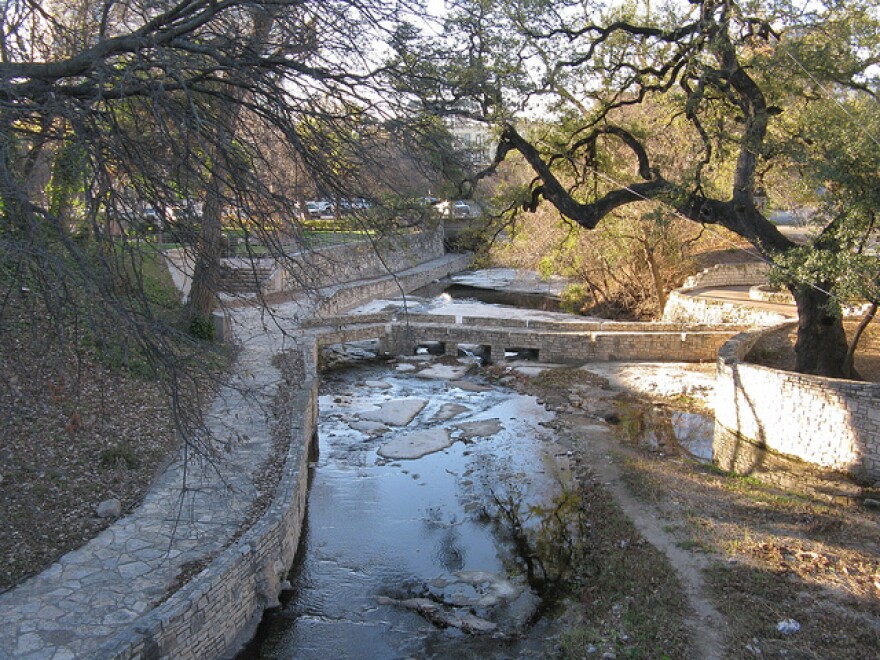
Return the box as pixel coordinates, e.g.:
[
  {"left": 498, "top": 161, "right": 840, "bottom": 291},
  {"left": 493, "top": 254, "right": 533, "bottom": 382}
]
[
  {"left": 437, "top": 199, "right": 480, "bottom": 219},
  {"left": 335, "top": 198, "right": 371, "bottom": 213},
  {"left": 306, "top": 200, "right": 331, "bottom": 217}
]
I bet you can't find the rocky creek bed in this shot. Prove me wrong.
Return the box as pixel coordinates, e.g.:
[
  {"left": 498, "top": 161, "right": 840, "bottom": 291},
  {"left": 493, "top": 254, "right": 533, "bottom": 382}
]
[
  {"left": 241, "top": 352, "right": 594, "bottom": 658},
  {"left": 239, "top": 345, "right": 721, "bottom": 659}
]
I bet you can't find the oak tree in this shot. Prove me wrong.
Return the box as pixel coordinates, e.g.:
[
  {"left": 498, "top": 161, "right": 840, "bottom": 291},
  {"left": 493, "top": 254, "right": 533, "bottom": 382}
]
[{"left": 422, "top": 0, "right": 879, "bottom": 377}]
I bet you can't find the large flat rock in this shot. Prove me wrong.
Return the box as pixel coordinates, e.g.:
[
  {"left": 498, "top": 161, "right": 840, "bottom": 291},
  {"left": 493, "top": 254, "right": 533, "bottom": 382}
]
[
  {"left": 348, "top": 420, "right": 389, "bottom": 436},
  {"left": 454, "top": 419, "right": 504, "bottom": 440},
  {"left": 433, "top": 403, "right": 471, "bottom": 421},
  {"left": 378, "top": 428, "right": 452, "bottom": 460},
  {"left": 358, "top": 398, "right": 427, "bottom": 426},
  {"left": 448, "top": 379, "right": 493, "bottom": 392},
  {"left": 417, "top": 364, "right": 473, "bottom": 380},
  {"left": 364, "top": 380, "right": 392, "bottom": 389}
]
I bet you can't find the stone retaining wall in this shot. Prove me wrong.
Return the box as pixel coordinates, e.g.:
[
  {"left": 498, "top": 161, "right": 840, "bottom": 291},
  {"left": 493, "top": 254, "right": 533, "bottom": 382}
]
[
  {"left": 714, "top": 325, "right": 880, "bottom": 491},
  {"left": 98, "top": 341, "right": 320, "bottom": 660},
  {"left": 680, "top": 261, "right": 771, "bottom": 290},
  {"left": 663, "top": 289, "right": 792, "bottom": 326},
  {"left": 264, "top": 229, "right": 445, "bottom": 296},
  {"left": 663, "top": 261, "right": 792, "bottom": 326},
  {"left": 169, "top": 229, "right": 445, "bottom": 298},
  {"left": 748, "top": 284, "right": 795, "bottom": 304},
  {"left": 309, "top": 252, "right": 472, "bottom": 319}
]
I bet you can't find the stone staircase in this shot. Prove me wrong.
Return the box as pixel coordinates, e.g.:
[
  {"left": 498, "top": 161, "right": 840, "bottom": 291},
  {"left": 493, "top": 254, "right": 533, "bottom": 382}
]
[{"left": 217, "top": 259, "right": 276, "bottom": 294}]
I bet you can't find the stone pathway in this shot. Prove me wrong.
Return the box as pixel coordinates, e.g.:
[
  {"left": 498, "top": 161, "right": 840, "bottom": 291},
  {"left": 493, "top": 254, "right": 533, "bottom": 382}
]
[
  {"left": 0, "top": 254, "right": 466, "bottom": 659},
  {"left": 0, "top": 301, "right": 304, "bottom": 659}
]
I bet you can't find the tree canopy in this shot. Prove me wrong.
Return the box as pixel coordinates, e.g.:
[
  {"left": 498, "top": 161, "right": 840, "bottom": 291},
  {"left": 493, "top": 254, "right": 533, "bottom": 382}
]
[
  {"left": 408, "top": 0, "right": 880, "bottom": 377},
  {"left": 0, "top": 0, "right": 460, "bottom": 443}
]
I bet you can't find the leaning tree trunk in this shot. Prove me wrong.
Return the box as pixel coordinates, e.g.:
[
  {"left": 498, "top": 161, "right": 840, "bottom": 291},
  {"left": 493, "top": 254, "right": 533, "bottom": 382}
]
[
  {"left": 643, "top": 244, "right": 667, "bottom": 317},
  {"left": 183, "top": 7, "right": 276, "bottom": 333},
  {"left": 791, "top": 283, "right": 852, "bottom": 378},
  {"left": 185, "top": 186, "right": 225, "bottom": 330}
]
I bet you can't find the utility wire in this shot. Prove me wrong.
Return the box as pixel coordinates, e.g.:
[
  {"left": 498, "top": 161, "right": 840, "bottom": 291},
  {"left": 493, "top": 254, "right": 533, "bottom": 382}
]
[
  {"left": 778, "top": 47, "right": 880, "bottom": 151},
  {"left": 581, "top": 29, "right": 880, "bottom": 307}
]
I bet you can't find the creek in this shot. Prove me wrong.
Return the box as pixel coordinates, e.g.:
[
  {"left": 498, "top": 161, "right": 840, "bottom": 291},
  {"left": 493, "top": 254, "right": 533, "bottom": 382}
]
[
  {"left": 240, "top": 282, "right": 715, "bottom": 658},
  {"left": 410, "top": 282, "right": 563, "bottom": 313},
  {"left": 239, "top": 352, "right": 591, "bottom": 658}
]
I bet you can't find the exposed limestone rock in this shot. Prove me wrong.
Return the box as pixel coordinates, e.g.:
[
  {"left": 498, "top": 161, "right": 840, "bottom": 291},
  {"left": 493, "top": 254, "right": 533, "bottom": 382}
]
[
  {"left": 378, "top": 428, "right": 452, "bottom": 460},
  {"left": 348, "top": 420, "right": 389, "bottom": 436},
  {"left": 433, "top": 403, "right": 471, "bottom": 421},
  {"left": 95, "top": 499, "right": 122, "bottom": 519},
  {"left": 447, "top": 380, "right": 493, "bottom": 392},
  {"left": 376, "top": 596, "right": 499, "bottom": 635},
  {"left": 454, "top": 419, "right": 504, "bottom": 440},
  {"left": 364, "top": 380, "right": 392, "bottom": 389},
  {"left": 417, "top": 364, "right": 473, "bottom": 380},
  {"left": 358, "top": 398, "right": 427, "bottom": 426}
]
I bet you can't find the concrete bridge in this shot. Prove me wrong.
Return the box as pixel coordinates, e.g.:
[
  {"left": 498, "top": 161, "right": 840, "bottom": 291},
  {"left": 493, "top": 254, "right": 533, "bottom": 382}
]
[{"left": 304, "top": 311, "right": 747, "bottom": 364}]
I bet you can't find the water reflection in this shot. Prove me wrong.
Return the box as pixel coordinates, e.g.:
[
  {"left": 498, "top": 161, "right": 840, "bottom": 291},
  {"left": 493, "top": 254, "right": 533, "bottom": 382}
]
[
  {"left": 613, "top": 402, "right": 713, "bottom": 461},
  {"left": 241, "top": 361, "right": 586, "bottom": 659}
]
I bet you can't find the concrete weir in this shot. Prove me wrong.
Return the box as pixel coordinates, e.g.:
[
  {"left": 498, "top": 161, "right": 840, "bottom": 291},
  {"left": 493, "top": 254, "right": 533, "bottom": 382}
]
[{"left": 305, "top": 311, "right": 748, "bottom": 365}]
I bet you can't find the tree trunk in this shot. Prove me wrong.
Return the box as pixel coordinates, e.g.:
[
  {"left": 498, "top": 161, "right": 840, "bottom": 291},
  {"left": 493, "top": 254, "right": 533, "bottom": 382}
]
[
  {"left": 791, "top": 283, "right": 851, "bottom": 378},
  {"left": 185, "top": 187, "right": 225, "bottom": 326},
  {"left": 844, "top": 302, "right": 876, "bottom": 375},
  {"left": 643, "top": 244, "right": 667, "bottom": 317},
  {"left": 184, "top": 7, "right": 275, "bottom": 329}
]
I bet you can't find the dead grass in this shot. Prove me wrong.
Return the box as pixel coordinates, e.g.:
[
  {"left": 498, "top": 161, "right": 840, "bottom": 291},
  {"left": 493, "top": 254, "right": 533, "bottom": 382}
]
[
  {"left": 503, "top": 358, "right": 880, "bottom": 658},
  {"left": 0, "top": 342, "right": 181, "bottom": 592},
  {"left": 0, "top": 284, "right": 229, "bottom": 593},
  {"left": 560, "top": 476, "right": 691, "bottom": 658},
  {"left": 618, "top": 453, "right": 880, "bottom": 658}
]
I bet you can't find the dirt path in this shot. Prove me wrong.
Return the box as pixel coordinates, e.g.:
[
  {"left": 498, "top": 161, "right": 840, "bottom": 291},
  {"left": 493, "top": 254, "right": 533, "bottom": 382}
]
[
  {"left": 568, "top": 414, "right": 726, "bottom": 659},
  {"left": 514, "top": 360, "right": 880, "bottom": 659}
]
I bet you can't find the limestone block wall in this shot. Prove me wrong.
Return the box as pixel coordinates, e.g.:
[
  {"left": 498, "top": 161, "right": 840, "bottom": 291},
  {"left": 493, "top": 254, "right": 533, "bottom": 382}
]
[
  {"left": 166, "top": 229, "right": 445, "bottom": 300},
  {"left": 680, "top": 261, "right": 771, "bottom": 290},
  {"left": 714, "top": 326, "right": 880, "bottom": 484},
  {"left": 98, "top": 342, "right": 320, "bottom": 660},
  {"left": 748, "top": 284, "right": 795, "bottom": 304},
  {"left": 309, "top": 252, "right": 472, "bottom": 319},
  {"left": 265, "top": 228, "right": 445, "bottom": 295},
  {"left": 663, "top": 289, "right": 792, "bottom": 326}
]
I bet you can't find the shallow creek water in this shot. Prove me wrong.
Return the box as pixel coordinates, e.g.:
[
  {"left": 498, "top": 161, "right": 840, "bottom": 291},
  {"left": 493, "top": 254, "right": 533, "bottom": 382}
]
[
  {"left": 241, "top": 358, "right": 587, "bottom": 658},
  {"left": 613, "top": 402, "right": 714, "bottom": 462},
  {"left": 410, "top": 282, "right": 563, "bottom": 313}
]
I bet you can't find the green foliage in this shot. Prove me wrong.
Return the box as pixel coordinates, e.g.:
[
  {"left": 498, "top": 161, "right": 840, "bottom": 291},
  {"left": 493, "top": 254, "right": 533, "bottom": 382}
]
[
  {"left": 138, "top": 248, "right": 184, "bottom": 311},
  {"left": 46, "top": 138, "right": 87, "bottom": 222},
  {"left": 770, "top": 96, "right": 880, "bottom": 306},
  {"left": 559, "top": 283, "right": 591, "bottom": 314},
  {"left": 188, "top": 314, "right": 216, "bottom": 342},
  {"left": 100, "top": 444, "right": 141, "bottom": 470}
]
